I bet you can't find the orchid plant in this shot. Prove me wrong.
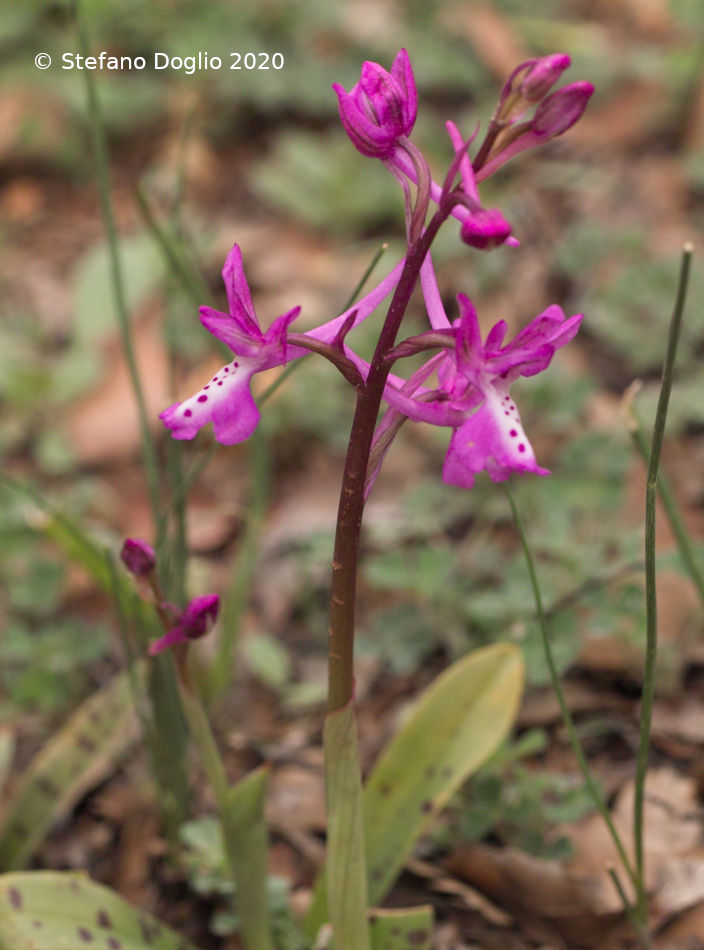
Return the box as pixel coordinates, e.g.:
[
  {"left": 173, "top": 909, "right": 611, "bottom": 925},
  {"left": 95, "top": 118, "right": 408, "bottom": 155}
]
[
  {"left": 149, "top": 47, "right": 597, "bottom": 949},
  {"left": 1, "top": 16, "right": 695, "bottom": 949}
]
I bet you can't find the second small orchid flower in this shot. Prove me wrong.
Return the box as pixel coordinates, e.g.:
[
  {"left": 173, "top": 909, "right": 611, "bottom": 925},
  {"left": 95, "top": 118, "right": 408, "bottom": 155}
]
[{"left": 148, "top": 594, "right": 220, "bottom": 656}]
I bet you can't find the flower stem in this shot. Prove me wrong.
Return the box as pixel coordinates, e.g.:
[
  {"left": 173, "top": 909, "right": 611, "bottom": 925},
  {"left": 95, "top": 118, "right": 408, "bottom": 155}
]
[
  {"left": 177, "top": 662, "right": 274, "bottom": 950},
  {"left": 504, "top": 483, "right": 638, "bottom": 893},
  {"left": 323, "top": 211, "right": 448, "bottom": 950},
  {"left": 327, "top": 211, "right": 446, "bottom": 712},
  {"left": 73, "top": 0, "right": 163, "bottom": 538},
  {"left": 607, "top": 867, "right": 655, "bottom": 950},
  {"left": 633, "top": 243, "right": 692, "bottom": 918}
]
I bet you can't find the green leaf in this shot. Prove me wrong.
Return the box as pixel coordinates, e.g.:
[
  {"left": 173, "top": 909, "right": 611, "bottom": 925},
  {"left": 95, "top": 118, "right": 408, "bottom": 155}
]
[
  {"left": 363, "top": 644, "right": 523, "bottom": 903},
  {"left": 0, "top": 870, "right": 200, "bottom": 949},
  {"left": 369, "top": 906, "right": 433, "bottom": 950},
  {"left": 0, "top": 672, "right": 139, "bottom": 870},
  {"left": 241, "top": 633, "right": 292, "bottom": 691},
  {"left": 323, "top": 703, "right": 370, "bottom": 950},
  {"left": 222, "top": 767, "right": 274, "bottom": 950},
  {"left": 305, "top": 643, "right": 524, "bottom": 935}
]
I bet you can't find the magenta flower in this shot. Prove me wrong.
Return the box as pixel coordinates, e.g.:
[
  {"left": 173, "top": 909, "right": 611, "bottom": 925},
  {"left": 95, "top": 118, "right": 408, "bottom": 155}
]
[
  {"left": 160, "top": 244, "right": 300, "bottom": 445},
  {"left": 440, "top": 295, "right": 582, "bottom": 487},
  {"left": 333, "top": 49, "right": 417, "bottom": 158},
  {"left": 148, "top": 594, "right": 220, "bottom": 656},
  {"left": 379, "top": 260, "right": 583, "bottom": 490},
  {"left": 388, "top": 119, "right": 517, "bottom": 251},
  {"left": 160, "top": 244, "right": 406, "bottom": 446}
]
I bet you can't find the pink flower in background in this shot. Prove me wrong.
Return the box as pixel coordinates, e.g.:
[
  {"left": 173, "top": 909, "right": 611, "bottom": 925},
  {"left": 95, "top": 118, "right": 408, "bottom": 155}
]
[{"left": 148, "top": 594, "right": 220, "bottom": 656}]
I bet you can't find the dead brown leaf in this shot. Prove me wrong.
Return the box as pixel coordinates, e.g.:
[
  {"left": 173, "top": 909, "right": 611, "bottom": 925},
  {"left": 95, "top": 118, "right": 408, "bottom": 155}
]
[
  {"left": 446, "top": 768, "right": 704, "bottom": 946},
  {"left": 657, "top": 900, "right": 704, "bottom": 948}
]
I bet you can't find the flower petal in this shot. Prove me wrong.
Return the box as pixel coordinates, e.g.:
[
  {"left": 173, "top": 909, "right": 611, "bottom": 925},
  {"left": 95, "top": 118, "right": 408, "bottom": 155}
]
[
  {"left": 264, "top": 306, "right": 301, "bottom": 352},
  {"left": 442, "top": 383, "right": 549, "bottom": 487},
  {"left": 148, "top": 625, "right": 188, "bottom": 656},
  {"left": 390, "top": 48, "right": 417, "bottom": 133},
  {"left": 333, "top": 83, "right": 398, "bottom": 157},
  {"left": 488, "top": 310, "right": 583, "bottom": 377},
  {"left": 485, "top": 319, "right": 508, "bottom": 353},
  {"left": 199, "top": 306, "right": 263, "bottom": 356},
  {"left": 160, "top": 358, "right": 262, "bottom": 444},
  {"left": 455, "top": 293, "right": 483, "bottom": 373},
  {"left": 221, "top": 244, "right": 260, "bottom": 336}
]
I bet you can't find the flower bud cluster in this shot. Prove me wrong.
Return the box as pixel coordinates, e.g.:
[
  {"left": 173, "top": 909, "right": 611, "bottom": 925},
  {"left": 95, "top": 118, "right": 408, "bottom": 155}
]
[{"left": 121, "top": 538, "right": 220, "bottom": 656}]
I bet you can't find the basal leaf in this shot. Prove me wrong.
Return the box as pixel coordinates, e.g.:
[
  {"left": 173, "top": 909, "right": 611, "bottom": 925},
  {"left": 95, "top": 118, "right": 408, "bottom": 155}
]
[
  {"left": 305, "top": 643, "right": 524, "bottom": 935},
  {"left": 369, "top": 906, "right": 433, "bottom": 950},
  {"left": 0, "top": 871, "right": 199, "bottom": 949},
  {"left": 363, "top": 643, "right": 523, "bottom": 904},
  {"left": 0, "top": 672, "right": 139, "bottom": 870}
]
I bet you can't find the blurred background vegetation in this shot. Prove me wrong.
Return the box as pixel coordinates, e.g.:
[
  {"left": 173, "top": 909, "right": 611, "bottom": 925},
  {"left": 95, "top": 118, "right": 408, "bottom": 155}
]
[{"left": 1, "top": 0, "right": 704, "bottom": 943}]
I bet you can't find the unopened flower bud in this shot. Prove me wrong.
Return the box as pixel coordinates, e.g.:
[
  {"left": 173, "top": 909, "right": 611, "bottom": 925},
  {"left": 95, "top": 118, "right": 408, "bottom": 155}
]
[
  {"left": 333, "top": 49, "right": 417, "bottom": 158},
  {"left": 120, "top": 537, "right": 156, "bottom": 576},
  {"left": 519, "top": 53, "right": 571, "bottom": 102},
  {"left": 532, "top": 81, "right": 594, "bottom": 138},
  {"left": 460, "top": 208, "right": 512, "bottom": 250}
]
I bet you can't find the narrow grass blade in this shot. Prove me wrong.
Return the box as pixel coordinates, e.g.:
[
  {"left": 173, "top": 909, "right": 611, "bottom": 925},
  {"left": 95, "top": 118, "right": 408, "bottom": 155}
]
[
  {"left": 634, "top": 243, "right": 693, "bottom": 916},
  {"left": 0, "top": 672, "right": 140, "bottom": 870},
  {"left": 72, "top": 0, "right": 162, "bottom": 534},
  {"left": 505, "top": 482, "right": 637, "bottom": 891},
  {"left": 0, "top": 870, "right": 200, "bottom": 949},
  {"left": 627, "top": 413, "right": 704, "bottom": 609},
  {"left": 209, "top": 427, "right": 271, "bottom": 698},
  {"left": 0, "top": 474, "right": 111, "bottom": 592}
]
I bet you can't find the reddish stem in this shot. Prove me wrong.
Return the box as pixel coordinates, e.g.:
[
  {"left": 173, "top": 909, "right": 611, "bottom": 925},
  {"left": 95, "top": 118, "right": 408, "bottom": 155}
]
[{"left": 327, "top": 208, "right": 448, "bottom": 711}]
